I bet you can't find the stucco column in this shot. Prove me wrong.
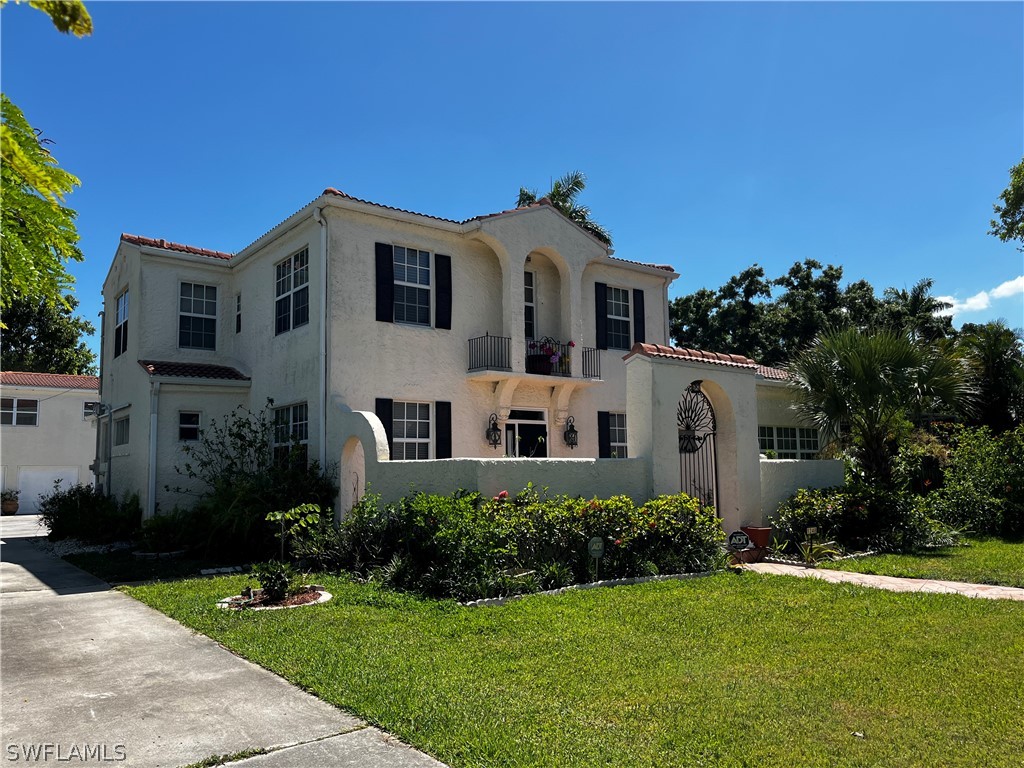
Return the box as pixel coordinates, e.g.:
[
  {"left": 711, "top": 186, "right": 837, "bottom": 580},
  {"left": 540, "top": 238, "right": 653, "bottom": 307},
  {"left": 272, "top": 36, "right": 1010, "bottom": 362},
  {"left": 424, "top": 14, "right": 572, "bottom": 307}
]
[
  {"left": 503, "top": 257, "right": 527, "bottom": 373},
  {"left": 564, "top": 265, "right": 584, "bottom": 377}
]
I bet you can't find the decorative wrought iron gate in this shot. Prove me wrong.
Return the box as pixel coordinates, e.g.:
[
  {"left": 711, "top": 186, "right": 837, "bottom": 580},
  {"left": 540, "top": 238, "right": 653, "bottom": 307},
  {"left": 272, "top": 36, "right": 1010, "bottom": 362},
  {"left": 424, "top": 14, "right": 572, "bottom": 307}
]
[{"left": 677, "top": 380, "right": 719, "bottom": 512}]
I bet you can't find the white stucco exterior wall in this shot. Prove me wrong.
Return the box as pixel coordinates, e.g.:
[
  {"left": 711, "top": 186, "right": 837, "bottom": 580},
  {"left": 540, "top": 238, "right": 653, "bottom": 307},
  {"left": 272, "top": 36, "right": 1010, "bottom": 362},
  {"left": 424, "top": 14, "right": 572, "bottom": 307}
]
[
  {"left": 0, "top": 382, "right": 98, "bottom": 513},
  {"left": 760, "top": 458, "right": 846, "bottom": 519}
]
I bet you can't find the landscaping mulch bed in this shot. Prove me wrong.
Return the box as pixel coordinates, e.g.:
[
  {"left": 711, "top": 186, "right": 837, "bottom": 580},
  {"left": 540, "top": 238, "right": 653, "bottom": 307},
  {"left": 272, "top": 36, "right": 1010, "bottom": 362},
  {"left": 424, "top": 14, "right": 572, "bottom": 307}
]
[{"left": 219, "top": 585, "right": 330, "bottom": 610}]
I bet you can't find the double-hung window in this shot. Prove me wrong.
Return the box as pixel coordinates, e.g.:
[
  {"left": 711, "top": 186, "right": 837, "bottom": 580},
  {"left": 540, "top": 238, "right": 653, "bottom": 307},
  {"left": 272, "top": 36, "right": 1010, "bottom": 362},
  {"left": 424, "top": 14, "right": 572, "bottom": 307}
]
[
  {"left": 114, "top": 289, "right": 129, "bottom": 358},
  {"left": 392, "top": 401, "right": 430, "bottom": 460},
  {"left": 1, "top": 398, "right": 38, "bottom": 426},
  {"left": 606, "top": 287, "right": 631, "bottom": 350},
  {"left": 393, "top": 246, "right": 431, "bottom": 326},
  {"left": 273, "top": 403, "right": 309, "bottom": 464},
  {"left": 179, "top": 412, "right": 200, "bottom": 441},
  {"left": 179, "top": 283, "right": 217, "bottom": 350},
  {"left": 759, "top": 426, "right": 819, "bottom": 459},
  {"left": 275, "top": 248, "right": 310, "bottom": 335}
]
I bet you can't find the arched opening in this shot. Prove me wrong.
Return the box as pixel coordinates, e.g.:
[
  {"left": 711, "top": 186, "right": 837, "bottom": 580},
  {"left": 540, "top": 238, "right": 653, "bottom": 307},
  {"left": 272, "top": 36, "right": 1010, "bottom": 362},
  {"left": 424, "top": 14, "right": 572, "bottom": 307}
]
[
  {"left": 338, "top": 436, "right": 366, "bottom": 521},
  {"left": 677, "top": 380, "right": 719, "bottom": 510}
]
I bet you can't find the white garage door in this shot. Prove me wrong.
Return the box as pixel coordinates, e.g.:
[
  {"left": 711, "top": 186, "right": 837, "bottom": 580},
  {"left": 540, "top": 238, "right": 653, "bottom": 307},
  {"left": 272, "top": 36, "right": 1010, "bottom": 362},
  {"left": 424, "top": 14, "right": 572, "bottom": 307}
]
[{"left": 17, "top": 467, "right": 80, "bottom": 515}]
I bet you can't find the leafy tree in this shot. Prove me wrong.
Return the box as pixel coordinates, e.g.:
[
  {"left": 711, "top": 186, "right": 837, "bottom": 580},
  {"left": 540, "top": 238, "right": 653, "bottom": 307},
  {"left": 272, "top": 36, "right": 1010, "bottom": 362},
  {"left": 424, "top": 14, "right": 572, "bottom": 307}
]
[
  {"left": 768, "top": 260, "right": 847, "bottom": 364},
  {"left": 787, "top": 328, "right": 975, "bottom": 486},
  {"left": 0, "top": 294, "right": 96, "bottom": 374},
  {"left": 955, "top": 320, "right": 1024, "bottom": 432},
  {"left": 989, "top": 158, "right": 1024, "bottom": 250},
  {"left": 0, "top": 1, "right": 92, "bottom": 314},
  {"left": 517, "top": 170, "right": 611, "bottom": 244}
]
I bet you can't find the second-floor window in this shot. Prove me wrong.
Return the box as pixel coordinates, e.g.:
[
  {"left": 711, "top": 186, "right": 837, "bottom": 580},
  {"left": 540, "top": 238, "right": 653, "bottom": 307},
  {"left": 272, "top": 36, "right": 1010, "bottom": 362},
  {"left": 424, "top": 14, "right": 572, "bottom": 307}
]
[
  {"left": 114, "top": 416, "right": 130, "bottom": 446},
  {"left": 606, "top": 287, "right": 631, "bottom": 350},
  {"left": 394, "top": 246, "right": 431, "bottom": 326},
  {"left": 275, "top": 248, "right": 310, "bottom": 335},
  {"left": 179, "top": 411, "right": 200, "bottom": 441},
  {"left": 524, "top": 271, "right": 536, "bottom": 339},
  {"left": 1, "top": 398, "right": 38, "bottom": 426},
  {"left": 114, "top": 289, "right": 129, "bottom": 358},
  {"left": 179, "top": 283, "right": 217, "bottom": 350}
]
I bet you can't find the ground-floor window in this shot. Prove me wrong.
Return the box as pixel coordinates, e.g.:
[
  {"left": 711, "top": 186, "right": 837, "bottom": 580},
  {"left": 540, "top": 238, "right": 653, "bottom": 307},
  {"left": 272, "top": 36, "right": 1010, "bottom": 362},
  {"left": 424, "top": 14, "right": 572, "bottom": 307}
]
[
  {"left": 114, "top": 416, "right": 130, "bottom": 446},
  {"left": 759, "top": 425, "right": 819, "bottom": 459},
  {"left": 273, "top": 402, "right": 308, "bottom": 464},
  {"left": 505, "top": 409, "right": 547, "bottom": 458},
  {"left": 609, "top": 412, "right": 628, "bottom": 458},
  {"left": 393, "top": 401, "right": 431, "bottom": 460}
]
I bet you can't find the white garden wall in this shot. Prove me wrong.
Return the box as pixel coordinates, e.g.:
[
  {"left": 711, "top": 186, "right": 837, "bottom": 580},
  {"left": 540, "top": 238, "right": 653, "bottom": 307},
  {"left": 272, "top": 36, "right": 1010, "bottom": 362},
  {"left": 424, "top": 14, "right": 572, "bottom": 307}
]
[{"left": 759, "top": 458, "right": 845, "bottom": 519}]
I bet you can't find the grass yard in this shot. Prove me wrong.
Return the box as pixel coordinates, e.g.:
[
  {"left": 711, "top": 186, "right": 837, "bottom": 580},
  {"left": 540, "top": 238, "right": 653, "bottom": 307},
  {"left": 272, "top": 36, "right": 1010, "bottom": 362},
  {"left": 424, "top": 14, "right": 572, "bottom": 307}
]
[
  {"left": 125, "top": 571, "right": 1024, "bottom": 768},
  {"left": 822, "top": 537, "right": 1024, "bottom": 588}
]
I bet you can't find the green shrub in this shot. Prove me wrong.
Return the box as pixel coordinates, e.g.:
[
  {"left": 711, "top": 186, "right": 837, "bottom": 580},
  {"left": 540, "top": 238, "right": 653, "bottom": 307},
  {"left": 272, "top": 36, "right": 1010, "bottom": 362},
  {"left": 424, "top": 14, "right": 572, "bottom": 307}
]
[
  {"left": 328, "top": 486, "right": 725, "bottom": 601},
  {"left": 249, "top": 560, "right": 298, "bottom": 603},
  {"left": 137, "top": 507, "right": 205, "bottom": 553},
  {"left": 38, "top": 483, "right": 140, "bottom": 543},
  {"left": 893, "top": 430, "right": 948, "bottom": 496},
  {"left": 773, "top": 484, "right": 941, "bottom": 554},
  {"left": 925, "top": 425, "right": 1024, "bottom": 538},
  {"left": 168, "top": 401, "right": 338, "bottom": 560}
]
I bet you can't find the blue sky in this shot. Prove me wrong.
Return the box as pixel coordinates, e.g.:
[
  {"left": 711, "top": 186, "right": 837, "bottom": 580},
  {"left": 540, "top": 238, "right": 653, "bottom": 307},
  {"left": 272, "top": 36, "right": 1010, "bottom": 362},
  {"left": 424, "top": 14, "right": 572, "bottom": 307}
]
[{"left": 3, "top": 1, "right": 1022, "bottom": 357}]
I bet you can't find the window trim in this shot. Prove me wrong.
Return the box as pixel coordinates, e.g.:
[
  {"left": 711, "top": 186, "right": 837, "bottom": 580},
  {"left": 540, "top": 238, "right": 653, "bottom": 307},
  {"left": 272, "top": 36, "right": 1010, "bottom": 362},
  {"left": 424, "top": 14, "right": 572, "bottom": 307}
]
[
  {"left": 759, "top": 425, "right": 820, "bottom": 460},
  {"left": 524, "top": 270, "right": 537, "bottom": 340},
  {"left": 1, "top": 397, "right": 39, "bottom": 427},
  {"left": 178, "top": 281, "right": 218, "bottom": 350},
  {"left": 606, "top": 285, "right": 632, "bottom": 350},
  {"left": 272, "top": 402, "right": 309, "bottom": 464},
  {"left": 608, "top": 412, "right": 628, "bottom": 459},
  {"left": 274, "top": 248, "right": 310, "bottom": 336},
  {"left": 392, "top": 245, "right": 432, "bottom": 327},
  {"left": 178, "top": 411, "right": 201, "bottom": 442},
  {"left": 392, "top": 400, "right": 432, "bottom": 460},
  {"left": 235, "top": 293, "right": 242, "bottom": 334},
  {"left": 113, "top": 416, "right": 130, "bottom": 447},
  {"left": 113, "top": 289, "right": 129, "bottom": 358}
]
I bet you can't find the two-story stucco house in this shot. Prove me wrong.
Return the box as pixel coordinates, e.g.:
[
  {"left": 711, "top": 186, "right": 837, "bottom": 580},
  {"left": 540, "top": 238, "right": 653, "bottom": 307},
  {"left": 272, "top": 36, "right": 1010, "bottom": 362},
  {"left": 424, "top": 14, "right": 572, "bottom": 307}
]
[
  {"left": 96, "top": 188, "right": 842, "bottom": 527},
  {"left": 1, "top": 372, "right": 100, "bottom": 514},
  {"left": 96, "top": 190, "right": 688, "bottom": 518}
]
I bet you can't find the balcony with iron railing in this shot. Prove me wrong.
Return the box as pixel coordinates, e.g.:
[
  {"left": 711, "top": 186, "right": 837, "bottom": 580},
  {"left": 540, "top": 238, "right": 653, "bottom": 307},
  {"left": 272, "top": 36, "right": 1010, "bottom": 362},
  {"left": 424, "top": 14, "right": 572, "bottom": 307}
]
[{"left": 468, "top": 333, "right": 601, "bottom": 380}]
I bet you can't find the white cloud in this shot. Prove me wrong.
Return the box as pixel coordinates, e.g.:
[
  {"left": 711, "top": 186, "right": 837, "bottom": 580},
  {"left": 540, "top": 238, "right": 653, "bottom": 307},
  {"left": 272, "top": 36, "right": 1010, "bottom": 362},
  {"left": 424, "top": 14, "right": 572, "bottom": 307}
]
[{"left": 936, "top": 275, "right": 1023, "bottom": 317}]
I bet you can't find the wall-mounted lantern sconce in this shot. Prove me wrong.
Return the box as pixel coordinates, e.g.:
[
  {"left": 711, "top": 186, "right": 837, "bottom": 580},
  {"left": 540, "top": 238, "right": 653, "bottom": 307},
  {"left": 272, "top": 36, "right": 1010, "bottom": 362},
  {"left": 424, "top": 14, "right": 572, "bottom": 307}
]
[
  {"left": 486, "top": 413, "right": 502, "bottom": 449},
  {"left": 563, "top": 416, "right": 578, "bottom": 450}
]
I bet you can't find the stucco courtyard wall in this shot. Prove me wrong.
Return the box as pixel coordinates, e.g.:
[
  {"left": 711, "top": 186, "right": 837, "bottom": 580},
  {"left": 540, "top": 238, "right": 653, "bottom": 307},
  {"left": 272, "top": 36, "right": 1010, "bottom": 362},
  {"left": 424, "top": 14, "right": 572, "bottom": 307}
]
[{"left": 760, "top": 458, "right": 845, "bottom": 519}]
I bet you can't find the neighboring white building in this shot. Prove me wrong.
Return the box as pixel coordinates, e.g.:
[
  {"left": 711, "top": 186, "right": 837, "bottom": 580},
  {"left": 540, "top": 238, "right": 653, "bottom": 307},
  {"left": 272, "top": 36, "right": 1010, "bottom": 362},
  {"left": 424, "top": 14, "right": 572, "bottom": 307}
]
[
  {"left": 0, "top": 372, "right": 100, "bottom": 514},
  {"left": 96, "top": 188, "right": 838, "bottom": 527}
]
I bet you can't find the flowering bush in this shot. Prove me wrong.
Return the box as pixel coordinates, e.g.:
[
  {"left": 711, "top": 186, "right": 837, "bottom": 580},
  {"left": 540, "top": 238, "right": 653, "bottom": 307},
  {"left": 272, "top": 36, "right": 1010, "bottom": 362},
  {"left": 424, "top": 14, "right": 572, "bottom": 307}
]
[{"left": 527, "top": 337, "right": 575, "bottom": 364}]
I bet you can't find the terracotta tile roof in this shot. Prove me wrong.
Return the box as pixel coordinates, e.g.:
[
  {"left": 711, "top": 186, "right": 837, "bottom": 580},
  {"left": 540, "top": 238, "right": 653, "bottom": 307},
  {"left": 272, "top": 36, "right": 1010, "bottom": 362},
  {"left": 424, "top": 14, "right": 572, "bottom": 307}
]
[
  {"left": 322, "top": 188, "right": 462, "bottom": 224},
  {"left": 608, "top": 255, "right": 676, "bottom": 273},
  {"left": 624, "top": 343, "right": 758, "bottom": 369},
  {"left": 0, "top": 371, "right": 100, "bottom": 390},
  {"left": 138, "top": 360, "right": 250, "bottom": 381},
  {"left": 757, "top": 365, "right": 790, "bottom": 381},
  {"left": 121, "top": 233, "right": 233, "bottom": 261}
]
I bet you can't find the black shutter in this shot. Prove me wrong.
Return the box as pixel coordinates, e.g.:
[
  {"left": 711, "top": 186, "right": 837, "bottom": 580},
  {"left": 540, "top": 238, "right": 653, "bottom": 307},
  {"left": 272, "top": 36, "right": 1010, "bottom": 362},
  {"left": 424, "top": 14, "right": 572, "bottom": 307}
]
[
  {"left": 595, "top": 282, "right": 608, "bottom": 350},
  {"left": 597, "top": 411, "right": 612, "bottom": 459},
  {"left": 435, "top": 254, "right": 452, "bottom": 330},
  {"left": 435, "top": 401, "right": 452, "bottom": 459},
  {"left": 375, "top": 243, "right": 394, "bottom": 323},
  {"left": 375, "top": 398, "right": 394, "bottom": 460},
  {"left": 632, "top": 288, "right": 646, "bottom": 344}
]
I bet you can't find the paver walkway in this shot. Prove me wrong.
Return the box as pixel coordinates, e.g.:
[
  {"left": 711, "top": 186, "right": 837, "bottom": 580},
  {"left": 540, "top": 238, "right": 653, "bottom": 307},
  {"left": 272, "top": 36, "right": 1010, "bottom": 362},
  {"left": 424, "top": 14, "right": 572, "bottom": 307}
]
[
  {"left": 745, "top": 561, "right": 1024, "bottom": 601},
  {"left": 1, "top": 516, "right": 447, "bottom": 768}
]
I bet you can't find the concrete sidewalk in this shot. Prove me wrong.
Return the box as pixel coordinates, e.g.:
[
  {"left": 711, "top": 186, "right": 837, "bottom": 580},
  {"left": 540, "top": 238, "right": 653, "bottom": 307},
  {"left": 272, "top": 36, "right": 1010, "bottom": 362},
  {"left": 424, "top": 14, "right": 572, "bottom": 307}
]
[
  {"left": 1, "top": 516, "right": 446, "bottom": 768},
  {"left": 746, "top": 561, "right": 1024, "bottom": 601}
]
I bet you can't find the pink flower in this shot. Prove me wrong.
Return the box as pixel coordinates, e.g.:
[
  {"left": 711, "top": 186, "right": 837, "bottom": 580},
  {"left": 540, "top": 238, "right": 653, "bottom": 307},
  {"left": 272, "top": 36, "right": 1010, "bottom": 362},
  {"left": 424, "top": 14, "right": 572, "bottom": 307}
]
[
  {"left": 497, "top": 490, "right": 509, "bottom": 500},
  {"left": 569, "top": 341, "right": 576, "bottom": 348},
  {"left": 614, "top": 538, "right": 622, "bottom": 546}
]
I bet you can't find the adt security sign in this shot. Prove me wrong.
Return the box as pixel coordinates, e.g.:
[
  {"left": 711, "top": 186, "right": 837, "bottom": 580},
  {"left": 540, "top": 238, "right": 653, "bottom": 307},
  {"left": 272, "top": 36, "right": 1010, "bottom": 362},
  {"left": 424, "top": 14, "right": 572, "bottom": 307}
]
[
  {"left": 588, "top": 537, "right": 605, "bottom": 559},
  {"left": 728, "top": 530, "right": 751, "bottom": 550}
]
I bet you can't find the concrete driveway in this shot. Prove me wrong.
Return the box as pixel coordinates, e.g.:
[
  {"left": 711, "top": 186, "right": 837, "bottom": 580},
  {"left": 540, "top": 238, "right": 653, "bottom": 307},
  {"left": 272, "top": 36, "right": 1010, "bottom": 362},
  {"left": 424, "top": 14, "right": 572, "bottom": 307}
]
[{"left": 1, "top": 516, "right": 445, "bottom": 768}]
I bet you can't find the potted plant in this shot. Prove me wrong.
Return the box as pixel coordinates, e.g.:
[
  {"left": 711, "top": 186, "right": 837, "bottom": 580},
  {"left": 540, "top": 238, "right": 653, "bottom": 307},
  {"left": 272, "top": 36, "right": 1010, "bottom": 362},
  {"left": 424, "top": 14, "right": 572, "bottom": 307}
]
[{"left": 1, "top": 489, "right": 20, "bottom": 516}]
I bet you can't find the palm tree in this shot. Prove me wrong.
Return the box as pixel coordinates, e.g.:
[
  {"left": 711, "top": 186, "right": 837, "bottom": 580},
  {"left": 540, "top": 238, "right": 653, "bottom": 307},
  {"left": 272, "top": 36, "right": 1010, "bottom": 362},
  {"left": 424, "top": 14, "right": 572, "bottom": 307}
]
[
  {"left": 880, "top": 278, "right": 953, "bottom": 342},
  {"left": 517, "top": 170, "right": 611, "bottom": 244},
  {"left": 787, "top": 328, "right": 975, "bottom": 485},
  {"left": 956, "top": 320, "right": 1024, "bottom": 432}
]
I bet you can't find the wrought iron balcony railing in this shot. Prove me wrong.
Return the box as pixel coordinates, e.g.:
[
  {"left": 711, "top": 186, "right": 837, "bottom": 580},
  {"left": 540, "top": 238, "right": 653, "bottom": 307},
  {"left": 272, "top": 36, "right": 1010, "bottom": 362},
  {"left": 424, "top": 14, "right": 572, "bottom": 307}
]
[{"left": 468, "top": 334, "right": 600, "bottom": 379}]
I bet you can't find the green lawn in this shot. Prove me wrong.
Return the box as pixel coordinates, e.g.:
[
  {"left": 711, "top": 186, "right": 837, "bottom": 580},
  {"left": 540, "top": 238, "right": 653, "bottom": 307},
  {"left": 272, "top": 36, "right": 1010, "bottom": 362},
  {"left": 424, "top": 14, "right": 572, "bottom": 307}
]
[
  {"left": 125, "top": 572, "right": 1024, "bottom": 768},
  {"left": 822, "top": 537, "right": 1024, "bottom": 588}
]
